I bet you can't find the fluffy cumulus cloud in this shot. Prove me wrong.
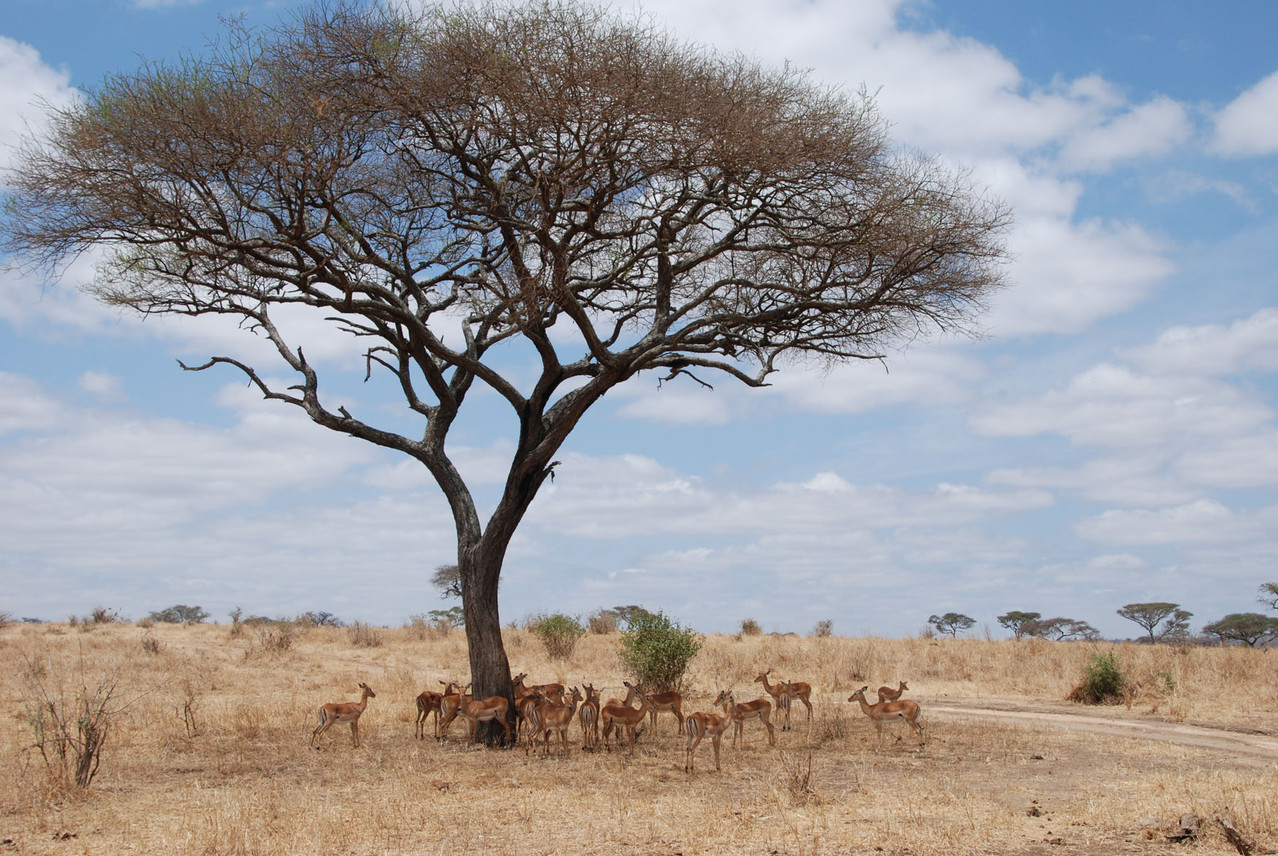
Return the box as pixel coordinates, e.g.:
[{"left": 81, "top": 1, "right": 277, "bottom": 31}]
[
  {"left": 984, "top": 217, "right": 1175, "bottom": 337},
  {"left": 1211, "top": 70, "right": 1278, "bottom": 156},
  {"left": 1058, "top": 96, "right": 1193, "bottom": 172},
  {"left": 1121, "top": 309, "right": 1278, "bottom": 378},
  {"left": 0, "top": 36, "right": 76, "bottom": 174}
]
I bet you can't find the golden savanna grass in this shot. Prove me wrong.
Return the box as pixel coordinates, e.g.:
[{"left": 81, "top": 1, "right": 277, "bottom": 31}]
[{"left": 1, "top": 621, "right": 1275, "bottom": 855}]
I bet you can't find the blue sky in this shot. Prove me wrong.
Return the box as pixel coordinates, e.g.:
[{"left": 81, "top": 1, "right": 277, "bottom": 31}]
[{"left": 3, "top": 0, "right": 1278, "bottom": 639}]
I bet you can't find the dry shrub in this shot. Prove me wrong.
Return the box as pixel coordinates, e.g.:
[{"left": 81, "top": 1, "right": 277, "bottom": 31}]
[
  {"left": 247, "top": 622, "right": 294, "bottom": 657},
  {"left": 777, "top": 750, "right": 820, "bottom": 806},
  {"left": 348, "top": 621, "right": 384, "bottom": 648},
  {"left": 18, "top": 644, "right": 128, "bottom": 792}
]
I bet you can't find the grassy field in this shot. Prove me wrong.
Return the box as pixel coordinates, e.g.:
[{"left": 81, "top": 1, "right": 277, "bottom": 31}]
[{"left": 1, "top": 620, "right": 1275, "bottom": 855}]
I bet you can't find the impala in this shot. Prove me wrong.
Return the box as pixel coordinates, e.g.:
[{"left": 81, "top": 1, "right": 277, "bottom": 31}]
[
  {"left": 579, "top": 683, "right": 601, "bottom": 751},
  {"left": 513, "top": 672, "right": 565, "bottom": 703},
  {"left": 876, "top": 680, "right": 908, "bottom": 704},
  {"left": 848, "top": 686, "right": 924, "bottom": 747},
  {"left": 601, "top": 682, "right": 652, "bottom": 752},
  {"left": 514, "top": 689, "right": 548, "bottom": 743},
  {"left": 526, "top": 686, "right": 582, "bottom": 758},
  {"left": 311, "top": 682, "right": 376, "bottom": 748},
  {"left": 619, "top": 682, "right": 685, "bottom": 735},
  {"left": 714, "top": 689, "right": 776, "bottom": 747},
  {"left": 436, "top": 681, "right": 468, "bottom": 739},
  {"left": 458, "top": 690, "right": 512, "bottom": 745},
  {"left": 684, "top": 708, "right": 732, "bottom": 772},
  {"left": 414, "top": 689, "right": 443, "bottom": 740},
  {"left": 755, "top": 670, "right": 813, "bottom": 730},
  {"left": 647, "top": 690, "right": 685, "bottom": 735}
]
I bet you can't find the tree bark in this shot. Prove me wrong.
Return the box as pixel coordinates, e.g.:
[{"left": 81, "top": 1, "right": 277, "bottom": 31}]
[{"left": 459, "top": 537, "right": 515, "bottom": 746}]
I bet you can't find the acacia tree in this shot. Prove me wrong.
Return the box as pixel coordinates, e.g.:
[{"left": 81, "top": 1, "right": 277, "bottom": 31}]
[
  {"left": 1202, "top": 613, "right": 1278, "bottom": 648},
  {"left": 1116, "top": 602, "right": 1191, "bottom": 644},
  {"left": 928, "top": 612, "right": 976, "bottom": 638},
  {"left": 997, "top": 610, "right": 1041, "bottom": 640},
  {"left": 1, "top": 2, "right": 1008, "bottom": 741},
  {"left": 1027, "top": 617, "right": 1100, "bottom": 642}
]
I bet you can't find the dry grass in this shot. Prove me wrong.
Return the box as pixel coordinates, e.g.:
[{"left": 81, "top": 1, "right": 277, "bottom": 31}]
[{"left": 1, "top": 622, "right": 1275, "bottom": 855}]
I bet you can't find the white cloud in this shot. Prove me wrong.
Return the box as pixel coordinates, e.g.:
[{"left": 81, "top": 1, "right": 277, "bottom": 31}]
[
  {"left": 0, "top": 36, "right": 76, "bottom": 175},
  {"left": 1211, "top": 69, "right": 1278, "bottom": 156},
  {"left": 768, "top": 346, "right": 985, "bottom": 413},
  {"left": 613, "top": 384, "right": 735, "bottom": 425},
  {"left": 0, "top": 372, "right": 64, "bottom": 434},
  {"left": 1176, "top": 432, "right": 1278, "bottom": 489},
  {"left": 984, "top": 217, "right": 1175, "bottom": 336},
  {"left": 988, "top": 455, "right": 1198, "bottom": 508},
  {"left": 1058, "top": 95, "right": 1193, "bottom": 172},
  {"left": 1077, "top": 498, "right": 1274, "bottom": 545},
  {"left": 1122, "top": 308, "right": 1278, "bottom": 378},
  {"left": 973, "top": 362, "right": 1270, "bottom": 448},
  {"left": 78, "top": 371, "right": 125, "bottom": 401}
]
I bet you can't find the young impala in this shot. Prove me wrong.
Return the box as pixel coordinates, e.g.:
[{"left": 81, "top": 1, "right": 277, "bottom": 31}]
[
  {"left": 414, "top": 688, "right": 443, "bottom": 740},
  {"left": 684, "top": 707, "right": 732, "bottom": 772},
  {"left": 876, "top": 680, "right": 908, "bottom": 703},
  {"left": 311, "top": 682, "right": 376, "bottom": 748}
]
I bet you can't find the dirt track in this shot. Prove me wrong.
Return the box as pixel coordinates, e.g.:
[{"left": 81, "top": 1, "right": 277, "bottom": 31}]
[{"left": 928, "top": 698, "right": 1278, "bottom": 763}]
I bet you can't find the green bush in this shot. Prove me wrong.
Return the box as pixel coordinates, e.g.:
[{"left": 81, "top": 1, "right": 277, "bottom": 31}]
[
  {"left": 740, "top": 618, "right": 762, "bottom": 636},
  {"left": 1069, "top": 649, "right": 1126, "bottom": 704},
  {"left": 617, "top": 609, "right": 702, "bottom": 693},
  {"left": 529, "top": 613, "right": 586, "bottom": 660}
]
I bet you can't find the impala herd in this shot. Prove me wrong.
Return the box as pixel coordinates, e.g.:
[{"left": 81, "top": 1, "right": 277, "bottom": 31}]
[{"left": 312, "top": 670, "right": 926, "bottom": 768}]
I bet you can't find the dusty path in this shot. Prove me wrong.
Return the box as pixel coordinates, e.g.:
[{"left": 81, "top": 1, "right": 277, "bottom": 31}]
[{"left": 928, "top": 698, "right": 1278, "bottom": 761}]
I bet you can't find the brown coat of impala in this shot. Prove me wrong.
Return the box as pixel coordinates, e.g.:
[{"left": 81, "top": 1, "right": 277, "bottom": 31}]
[
  {"left": 684, "top": 707, "right": 732, "bottom": 772},
  {"left": 755, "top": 669, "right": 813, "bottom": 731},
  {"left": 311, "top": 682, "right": 376, "bottom": 748},
  {"left": 848, "top": 686, "right": 924, "bottom": 747},
  {"left": 714, "top": 689, "right": 776, "bottom": 747},
  {"left": 876, "top": 680, "right": 908, "bottom": 703}
]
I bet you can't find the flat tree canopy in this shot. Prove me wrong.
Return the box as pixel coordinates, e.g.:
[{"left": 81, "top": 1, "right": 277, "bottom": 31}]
[
  {"left": 1116, "top": 602, "right": 1189, "bottom": 644},
  {"left": 1, "top": 1, "right": 1009, "bottom": 741}
]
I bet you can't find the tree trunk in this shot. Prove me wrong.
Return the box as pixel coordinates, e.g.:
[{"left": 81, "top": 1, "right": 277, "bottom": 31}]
[{"left": 459, "top": 533, "right": 516, "bottom": 746}]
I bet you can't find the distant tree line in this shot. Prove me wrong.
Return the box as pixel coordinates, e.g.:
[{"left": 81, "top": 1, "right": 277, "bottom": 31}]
[
  {"left": 31, "top": 581, "right": 1278, "bottom": 648},
  {"left": 931, "top": 582, "right": 1278, "bottom": 647}
]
